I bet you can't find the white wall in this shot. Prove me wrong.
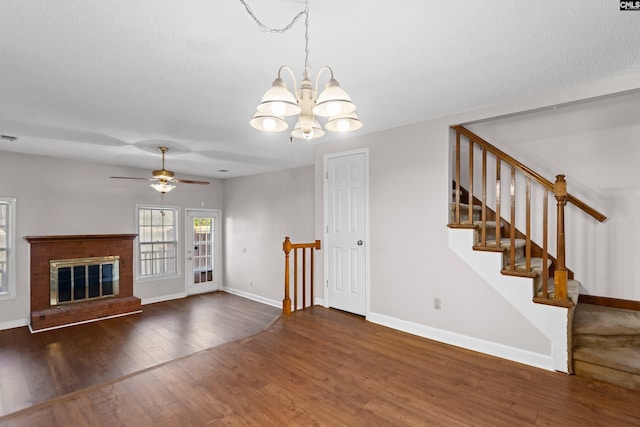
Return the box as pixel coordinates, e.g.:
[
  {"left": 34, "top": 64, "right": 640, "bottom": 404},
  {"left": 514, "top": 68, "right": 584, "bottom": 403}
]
[
  {"left": 313, "top": 122, "right": 551, "bottom": 357},
  {"left": 468, "top": 89, "right": 640, "bottom": 301},
  {"left": 223, "top": 166, "right": 314, "bottom": 306},
  {"left": 0, "top": 150, "right": 223, "bottom": 328},
  {"left": 310, "top": 74, "right": 640, "bottom": 366}
]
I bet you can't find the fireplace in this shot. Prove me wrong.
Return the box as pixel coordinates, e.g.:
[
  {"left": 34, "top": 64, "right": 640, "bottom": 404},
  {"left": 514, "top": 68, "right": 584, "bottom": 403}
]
[
  {"left": 50, "top": 256, "right": 120, "bottom": 305},
  {"left": 25, "top": 234, "right": 141, "bottom": 332}
]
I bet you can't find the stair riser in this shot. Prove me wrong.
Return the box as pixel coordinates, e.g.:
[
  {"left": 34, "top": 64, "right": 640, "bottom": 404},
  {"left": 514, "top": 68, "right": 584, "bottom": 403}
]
[
  {"left": 450, "top": 207, "right": 480, "bottom": 223},
  {"left": 573, "top": 360, "right": 640, "bottom": 391},
  {"left": 502, "top": 247, "right": 524, "bottom": 265},
  {"left": 573, "top": 335, "right": 640, "bottom": 348},
  {"left": 474, "top": 227, "right": 498, "bottom": 245}
]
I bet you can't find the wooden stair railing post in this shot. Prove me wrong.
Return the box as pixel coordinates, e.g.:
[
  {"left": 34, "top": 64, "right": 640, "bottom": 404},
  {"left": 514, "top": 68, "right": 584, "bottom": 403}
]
[
  {"left": 283, "top": 236, "right": 292, "bottom": 315},
  {"left": 554, "top": 175, "right": 568, "bottom": 301},
  {"left": 283, "top": 238, "right": 321, "bottom": 315}
]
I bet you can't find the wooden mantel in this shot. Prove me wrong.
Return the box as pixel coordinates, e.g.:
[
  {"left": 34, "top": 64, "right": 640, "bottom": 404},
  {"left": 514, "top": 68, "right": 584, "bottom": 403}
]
[
  {"left": 25, "top": 234, "right": 138, "bottom": 244},
  {"left": 25, "top": 233, "right": 141, "bottom": 331}
]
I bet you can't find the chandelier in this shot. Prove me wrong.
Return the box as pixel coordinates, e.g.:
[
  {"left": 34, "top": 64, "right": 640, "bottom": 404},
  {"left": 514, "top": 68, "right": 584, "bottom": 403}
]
[{"left": 243, "top": 0, "right": 362, "bottom": 140}]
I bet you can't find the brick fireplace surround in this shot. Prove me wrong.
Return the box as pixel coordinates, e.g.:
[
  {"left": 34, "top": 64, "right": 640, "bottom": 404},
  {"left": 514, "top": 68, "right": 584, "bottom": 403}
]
[{"left": 25, "top": 234, "right": 142, "bottom": 332}]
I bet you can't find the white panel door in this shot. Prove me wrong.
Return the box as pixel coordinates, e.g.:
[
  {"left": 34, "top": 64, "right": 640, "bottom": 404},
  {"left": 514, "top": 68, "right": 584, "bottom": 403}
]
[
  {"left": 326, "top": 152, "right": 367, "bottom": 315},
  {"left": 186, "top": 209, "right": 221, "bottom": 295}
]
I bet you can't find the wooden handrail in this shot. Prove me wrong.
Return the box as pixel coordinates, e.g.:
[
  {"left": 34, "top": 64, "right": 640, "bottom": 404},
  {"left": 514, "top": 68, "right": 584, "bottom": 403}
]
[
  {"left": 282, "top": 236, "right": 321, "bottom": 315},
  {"left": 448, "top": 125, "right": 606, "bottom": 307},
  {"left": 451, "top": 125, "right": 607, "bottom": 222}
]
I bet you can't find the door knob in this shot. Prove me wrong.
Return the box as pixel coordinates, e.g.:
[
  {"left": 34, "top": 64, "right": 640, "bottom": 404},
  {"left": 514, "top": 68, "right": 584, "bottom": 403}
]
[{"left": 357, "top": 240, "right": 363, "bottom": 246}]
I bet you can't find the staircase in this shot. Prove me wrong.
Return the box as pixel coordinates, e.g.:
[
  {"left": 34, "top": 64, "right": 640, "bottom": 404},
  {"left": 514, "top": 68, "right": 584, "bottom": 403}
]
[
  {"left": 451, "top": 200, "right": 581, "bottom": 308},
  {"left": 448, "top": 125, "right": 606, "bottom": 374},
  {"left": 572, "top": 303, "right": 640, "bottom": 390}
]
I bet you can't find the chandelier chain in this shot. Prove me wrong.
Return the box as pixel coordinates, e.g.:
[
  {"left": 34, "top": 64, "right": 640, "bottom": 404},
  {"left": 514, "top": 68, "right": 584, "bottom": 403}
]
[{"left": 238, "top": 0, "right": 311, "bottom": 78}]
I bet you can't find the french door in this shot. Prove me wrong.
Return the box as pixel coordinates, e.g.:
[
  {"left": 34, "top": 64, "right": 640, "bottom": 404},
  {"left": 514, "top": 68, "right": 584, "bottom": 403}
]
[{"left": 185, "top": 209, "right": 221, "bottom": 295}]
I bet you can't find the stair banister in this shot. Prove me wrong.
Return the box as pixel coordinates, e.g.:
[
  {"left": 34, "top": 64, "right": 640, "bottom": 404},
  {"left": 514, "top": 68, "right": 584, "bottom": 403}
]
[
  {"left": 283, "top": 237, "right": 292, "bottom": 315},
  {"left": 282, "top": 236, "right": 321, "bottom": 315},
  {"left": 452, "top": 125, "right": 607, "bottom": 222},
  {"left": 449, "top": 125, "right": 607, "bottom": 306},
  {"left": 554, "top": 175, "right": 568, "bottom": 300}
]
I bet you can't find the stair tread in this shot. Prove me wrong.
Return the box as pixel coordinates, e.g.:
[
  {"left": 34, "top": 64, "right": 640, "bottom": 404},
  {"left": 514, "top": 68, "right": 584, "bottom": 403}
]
[
  {"left": 573, "top": 304, "right": 640, "bottom": 336},
  {"left": 506, "top": 257, "right": 552, "bottom": 272},
  {"left": 536, "top": 278, "right": 580, "bottom": 303},
  {"left": 573, "top": 346, "right": 640, "bottom": 376},
  {"left": 484, "top": 238, "right": 526, "bottom": 249},
  {"left": 574, "top": 304, "right": 640, "bottom": 335},
  {"left": 473, "top": 220, "right": 498, "bottom": 227}
]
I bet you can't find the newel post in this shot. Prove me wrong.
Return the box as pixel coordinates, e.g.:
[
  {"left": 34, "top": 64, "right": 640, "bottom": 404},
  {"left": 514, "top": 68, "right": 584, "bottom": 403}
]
[
  {"left": 283, "top": 236, "right": 293, "bottom": 315},
  {"left": 554, "top": 175, "right": 568, "bottom": 301}
]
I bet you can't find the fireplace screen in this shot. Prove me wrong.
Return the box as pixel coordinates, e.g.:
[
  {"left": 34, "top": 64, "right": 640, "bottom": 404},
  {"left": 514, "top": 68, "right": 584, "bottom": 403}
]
[{"left": 50, "top": 256, "right": 119, "bottom": 305}]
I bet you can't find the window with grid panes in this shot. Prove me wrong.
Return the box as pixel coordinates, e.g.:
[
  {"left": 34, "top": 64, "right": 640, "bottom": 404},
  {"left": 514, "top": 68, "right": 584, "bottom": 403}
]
[
  {"left": 137, "top": 206, "right": 178, "bottom": 278},
  {"left": 0, "top": 198, "right": 16, "bottom": 298}
]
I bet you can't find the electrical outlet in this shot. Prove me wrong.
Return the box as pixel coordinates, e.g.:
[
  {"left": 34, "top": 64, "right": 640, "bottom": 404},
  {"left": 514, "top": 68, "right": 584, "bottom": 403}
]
[{"left": 433, "top": 297, "right": 441, "bottom": 310}]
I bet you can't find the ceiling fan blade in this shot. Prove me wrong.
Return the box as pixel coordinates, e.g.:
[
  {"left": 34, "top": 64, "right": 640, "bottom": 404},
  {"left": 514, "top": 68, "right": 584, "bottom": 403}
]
[
  {"left": 110, "top": 176, "right": 155, "bottom": 181},
  {"left": 175, "top": 179, "right": 210, "bottom": 185}
]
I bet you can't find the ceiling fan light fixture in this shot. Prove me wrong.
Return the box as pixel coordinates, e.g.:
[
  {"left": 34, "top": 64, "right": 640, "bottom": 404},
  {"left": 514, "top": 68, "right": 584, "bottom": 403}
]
[{"left": 151, "top": 180, "right": 176, "bottom": 194}]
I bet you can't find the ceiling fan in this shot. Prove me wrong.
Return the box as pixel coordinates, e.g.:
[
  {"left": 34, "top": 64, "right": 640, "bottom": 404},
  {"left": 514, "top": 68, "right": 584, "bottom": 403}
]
[{"left": 110, "top": 147, "right": 209, "bottom": 193}]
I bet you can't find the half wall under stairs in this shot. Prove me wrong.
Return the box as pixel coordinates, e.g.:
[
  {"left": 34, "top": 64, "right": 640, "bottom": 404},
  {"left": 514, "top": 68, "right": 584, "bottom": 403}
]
[{"left": 449, "top": 228, "right": 578, "bottom": 372}]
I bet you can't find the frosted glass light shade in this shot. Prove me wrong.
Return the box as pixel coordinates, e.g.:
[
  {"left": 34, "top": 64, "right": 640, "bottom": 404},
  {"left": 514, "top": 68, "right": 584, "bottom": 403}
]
[
  {"left": 325, "top": 112, "right": 363, "bottom": 132},
  {"left": 256, "top": 78, "right": 301, "bottom": 117},
  {"left": 250, "top": 111, "right": 288, "bottom": 132},
  {"left": 313, "top": 78, "right": 356, "bottom": 117},
  {"left": 151, "top": 181, "right": 176, "bottom": 193},
  {"left": 291, "top": 118, "right": 325, "bottom": 140}
]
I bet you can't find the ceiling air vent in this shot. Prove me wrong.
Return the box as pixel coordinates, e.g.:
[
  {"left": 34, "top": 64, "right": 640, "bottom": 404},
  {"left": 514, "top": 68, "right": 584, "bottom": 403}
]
[{"left": 0, "top": 135, "right": 18, "bottom": 142}]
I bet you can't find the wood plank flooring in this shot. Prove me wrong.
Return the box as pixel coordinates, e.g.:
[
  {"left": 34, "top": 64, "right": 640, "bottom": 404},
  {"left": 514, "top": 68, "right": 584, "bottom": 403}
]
[
  {"left": 2, "top": 303, "right": 640, "bottom": 426},
  {"left": 0, "top": 291, "right": 280, "bottom": 418}
]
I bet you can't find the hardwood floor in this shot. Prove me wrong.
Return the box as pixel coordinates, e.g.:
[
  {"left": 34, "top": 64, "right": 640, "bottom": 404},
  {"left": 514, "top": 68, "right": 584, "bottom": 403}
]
[
  {"left": 2, "top": 302, "right": 640, "bottom": 426},
  {"left": 0, "top": 291, "right": 280, "bottom": 418}
]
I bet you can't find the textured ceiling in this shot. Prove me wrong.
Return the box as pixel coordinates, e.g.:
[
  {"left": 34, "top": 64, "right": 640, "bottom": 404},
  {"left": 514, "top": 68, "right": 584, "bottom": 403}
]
[{"left": 0, "top": 0, "right": 639, "bottom": 179}]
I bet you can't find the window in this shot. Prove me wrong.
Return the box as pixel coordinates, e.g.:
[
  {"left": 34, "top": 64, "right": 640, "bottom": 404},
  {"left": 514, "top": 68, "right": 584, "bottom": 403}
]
[
  {"left": 0, "top": 198, "right": 16, "bottom": 298},
  {"left": 137, "top": 206, "right": 178, "bottom": 278}
]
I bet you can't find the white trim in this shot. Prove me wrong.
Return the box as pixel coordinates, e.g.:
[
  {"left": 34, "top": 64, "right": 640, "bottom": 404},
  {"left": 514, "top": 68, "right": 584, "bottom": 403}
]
[
  {"left": 28, "top": 310, "right": 142, "bottom": 334},
  {"left": 322, "top": 148, "right": 371, "bottom": 316},
  {"left": 141, "top": 292, "right": 186, "bottom": 305},
  {"left": 134, "top": 204, "right": 180, "bottom": 281},
  {"left": 0, "top": 197, "right": 17, "bottom": 300},
  {"left": 223, "top": 286, "right": 280, "bottom": 309},
  {"left": 367, "top": 311, "right": 555, "bottom": 372},
  {"left": 314, "top": 297, "right": 324, "bottom": 306},
  {"left": 184, "top": 208, "right": 222, "bottom": 296},
  {"left": 0, "top": 318, "right": 28, "bottom": 331}
]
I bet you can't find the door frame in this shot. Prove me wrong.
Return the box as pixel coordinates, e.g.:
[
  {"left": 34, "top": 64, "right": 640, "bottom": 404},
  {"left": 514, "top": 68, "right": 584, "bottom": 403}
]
[
  {"left": 323, "top": 148, "right": 371, "bottom": 316},
  {"left": 184, "top": 208, "right": 222, "bottom": 295}
]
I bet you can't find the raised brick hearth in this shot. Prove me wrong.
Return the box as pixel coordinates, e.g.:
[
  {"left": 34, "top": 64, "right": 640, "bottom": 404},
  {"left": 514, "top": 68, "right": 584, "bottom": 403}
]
[{"left": 25, "top": 234, "right": 141, "bottom": 331}]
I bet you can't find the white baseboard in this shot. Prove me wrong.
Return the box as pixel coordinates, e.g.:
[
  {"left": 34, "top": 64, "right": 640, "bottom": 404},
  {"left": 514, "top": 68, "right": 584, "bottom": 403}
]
[
  {"left": 222, "top": 287, "right": 281, "bottom": 309},
  {"left": 0, "top": 318, "right": 29, "bottom": 331},
  {"left": 187, "top": 283, "right": 220, "bottom": 295},
  {"left": 140, "top": 292, "right": 187, "bottom": 305},
  {"left": 366, "top": 311, "right": 554, "bottom": 372},
  {"left": 314, "top": 297, "right": 324, "bottom": 306}
]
